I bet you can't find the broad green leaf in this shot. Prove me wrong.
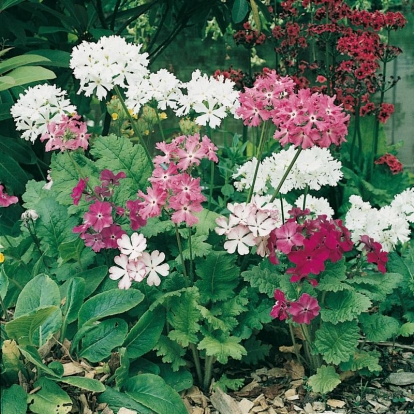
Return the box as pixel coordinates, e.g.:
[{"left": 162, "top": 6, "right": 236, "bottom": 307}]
[
  {"left": 98, "top": 387, "right": 153, "bottom": 414},
  {"left": 316, "top": 259, "right": 352, "bottom": 292},
  {"left": 18, "top": 346, "right": 60, "bottom": 378},
  {"left": 60, "top": 277, "right": 85, "bottom": 326},
  {"left": 314, "top": 321, "right": 360, "bottom": 365},
  {"left": 193, "top": 209, "right": 221, "bottom": 236},
  {"left": 58, "top": 238, "right": 85, "bottom": 264},
  {"left": 232, "top": 0, "right": 249, "bottom": 23},
  {"left": 6, "top": 306, "right": 61, "bottom": 347},
  {"left": 359, "top": 314, "right": 400, "bottom": 342},
  {"left": 158, "top": 364, "right": 193, "bottom": 392},
  {"left": 27, "top": 378, "right": 72, "bottom": 414},
  {"left": 0, "top": 265, "right": 9, "bottom": 300},
  {"left": 26, "top": 50, "right": 71, "bottom": 68},
  {"left": 90, "top": 135, "right": 152, "bottom": 191},
  {"left": 399, "top": 322, "right": 414, "bottom": 337},
  {"left": 140, "top": 217, "right": 175, "bottom": 238},
  {"left": 79, "top": 318, "right": 128, "bottom": 363},
  {"left": 115, "top": 347, "right": 130, "bottom": 390},
  {"left": 195, "top": 251, "right": 240, "bottom": 302},
  {"left": 154, "top": 335, "right": 187, "bottom": 371},
  {"left": 167, "top": 287, "right": 201, "bottom": 347},
  {"left": 0, "top": 54, "right": 50, "bottom": 75},
  {"left": 0, "top": 0, "right": 26, "bottom": 12},
  {"left": 79, "top": 265, "right": 108, "bottom": 297},
  {"left": 0, "top": 136, "right": 36, "bottom": 164},
  {"left": 59, "top": 376, "right": 105, "bottom": 393},
  {"left": 124, "top": 374, "right": 188, "bottom": 414},
  {"left": 1, "top": 340, "right": 25, "bottom": 383},
  {"left": 0, "top": 66, "right": 56, "bottom": 91},
  {"left": 34, "top": 198, "right": 79, "bottom": 258},
  {"left": 1, "top": 384, "right": 27, "bottom": 414},
  {"left": 340, "top": 351, "right": 381, "bottom": 373},
  {"left": 387, "top": 250, "right": 414, "bottom": 280},
  {"left": 0, "top": 152, "right": 29, "bottom": 194},
  {"left": 14, "top": 274, "right": 60, "bottom": 318},
  {"left": 320, "top": 291, "right": 371, "bottom": 323},
  {"left": 241, "top": 336, "right": 271, "bottom": 365},
  {"left": 78, "top": 288, "right": 144, "bottom": 326},
  {"left": 198, "top": 332, "right": 247, "bottom": 364},
  {"left": 123, "top": 307, "right": 165, "bottom": 359},
  {"left": 307, "top": 365, "right": 341, "bottom": 394}
]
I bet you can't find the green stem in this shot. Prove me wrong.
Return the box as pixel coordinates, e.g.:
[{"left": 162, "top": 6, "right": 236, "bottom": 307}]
[
  {"left": 174, "top": 224, "right": 188, "bottom": 281},
  {"left": 302, "top": 185, "right": 309, "bottom": 211},
  {"left": 203, "top": 355, "right": 216, "bottom": 391},
  {"left": 207, "top": 125, "right": 215, "bottom": 210},
  {"left": 270, "top": 146, "right": 302, "bottom": 203},
  {"left": 188, "top": 227, "right": 194, "bottom": 283},
  {"left": 0, "top": 294, "right": 10, "bottom": 321},
  {"left": 155, "top": 108, "right": 166, "bottom": 143},
  {"left": 190, "top": 343, "right": 203, "bottom": 386},
  {"left": 288, "top": 321, "right": 307, "bottom": 367},
  {"left": 113, "top": 85, "right": 152, "bottom": 165}
]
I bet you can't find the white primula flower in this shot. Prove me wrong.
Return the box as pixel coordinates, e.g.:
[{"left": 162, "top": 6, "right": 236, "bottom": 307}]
[
  {"left": 223, "top": 225, "right": 256, "bottom": 255},
  {"left": 117, "top": 233, "right": 147, "bottom": 260},
  {"left": 109, "top": 254, "right": 133, "bottom": 290},
  {"left": 233, "top": 157, "right": 268, "bottom": 194},
  {"left": 391, "top": 187, "right": 414, "bottom": 222},
  {"left": 21, "top": 209, "right": 39, "bottom": 222},
  {"left": 141, "top": 250, "right": 169, "bottom": 286},
  {"left": 11, "top": 84, "right": 76, "bottom": 143},
  {"left": 70, "top": 35, "right": 149, "bottom": 100},
  {"left": 294, "top": 195, "right": 334, "bottom": 218}
]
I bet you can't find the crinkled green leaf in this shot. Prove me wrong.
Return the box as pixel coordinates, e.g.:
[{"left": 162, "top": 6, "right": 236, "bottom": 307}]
[
  {"left": 124, "top": 374, "right": 188, "bottom": 414},
  {"left": 181, "top": 234, "right": 212, "bottom": 260},
  {"left": 198, "top": 332, "right": 246, "bottom": 364},
  {"left": 27, "top": 378, "right": 72, "bottom": 414},
  {"left": 14, "top": 274, "right": 60, "bottom": 318},
  {"left": 167, "top": 287, "right": 201, "bottom": 347},
  {"left": 359, "top": 314, "right": 400, "bottom": 342},
  {"left": 123, "top": 306, "right": 165, "bottom": 359},
  {"left": 320, "top": 291, "right": 371, "bottom": 323},
  {"left": 242, "top": 336, "right": 271, "bottom": 365},
  {"left": 307, "top": 365, "right": 341, "bottom": 394},
  {"left": 316, "top": 259, "right": 352, "bottom": 292},
  {"left": 58, "top": 238, "right": 85, "bottom": 264},
  {"left": 154, "top": 335, "right": 187, "bottom": 371},
  {"left": 213, "top": 374, "right": 245, "bottom": 392},
  {"left": 315, "top": 321, "right": 360, "bottom": 365},
  {"left": 140, "top": 217, "right": 175, "bottom": 238},
  {"left": 90, "top": 135, "right": 152, "bottom": 192},
  {"left": 79, "top": 318, "right": 128, "bottom": 363},
  {"left": 340, "top": 350, "right": 382, "bottom": 373},
  {"left": 387, "top": 249, "right": 414, "bottom": 281},
  {"left": 78, "top": 288, "right": 144, "bottom": 326},
  {"left": 193, "top": 209, "right": 221, "bottom": 236},
  {"left": 399, "top": 322, "right": 414, "bottom": 337},
  {"left": 195, "top": 251, "right": 240, "bottom": 302}
]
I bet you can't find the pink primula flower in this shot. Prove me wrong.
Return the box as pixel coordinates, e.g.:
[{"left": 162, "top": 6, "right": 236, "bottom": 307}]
[
  {"left": 84, "top": 201, "right": 113, "bottom": 232},
  {"left": 289, "top": 293, "right": 320, "bottom": 325},
  {"left": 0, "top": 185, "right": 19, "bottom": 207}
]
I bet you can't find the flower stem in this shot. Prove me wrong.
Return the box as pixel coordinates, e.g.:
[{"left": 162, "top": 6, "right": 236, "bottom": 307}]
[
  {"left": 190, "top": 343, "right": 203, "bottom": 386},
  {"left": 203, "top": 355, "right": 216, "bottom": 391},
  {"left": 113, "top": 85, "right": 152, "bottom": 166},
  {"left": 175, "top": 224, "right": 188, "bottom": 281},
  {"left": 270, "top": 146, "right": 302, "bottom": 202}
]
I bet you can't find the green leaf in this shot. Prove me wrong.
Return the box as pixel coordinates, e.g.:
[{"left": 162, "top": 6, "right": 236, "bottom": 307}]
[
  {"left": 1, "top": 384, "right": 27, "bottom": 414},
  {"left": 59, "top": 376, "right": 105, "bottom": 393},
  {"left": 320, "top": 291, "right": 371, "bottom": 323},
  {"left": 307, "top": 365, "right": 341, "bottom": 394},
  {"left": 359, "top": 314, "right": 400, "bottom": 342},
  {"left": 193, "top": 209, "right": 221, "bottom": 236},
  {"left": 18, "top": 346, "right": 60, "bottom": 378},
  {"left": 6, "top": 306, "right": 62, "bottom": 347},
  {"left": 198, "top": 332, "right": 247, "bottom": 364},
  {"left": 60, "top": 277, "right": 85, "bottom": 325},
  {"left": 79, "top": 265, "right": 108, "bottom": 298},
  {"left": 0, "top": 265, "right": 9, "bottom": 300},
  {"left": 58, "top": 238, "right": 85, "bottom": 264},
  {"left": 0, "top": 66, "right": 56, "bottom": 91},
  {"left": 0, "top": 0, "right": 26, "bottom": 12},
  {"left": 314, "top": 321, "right": 360, "bottom": 365},
  {"left": 115, "top": 347, "right": 130, "bottom": 390},
  {"left": 154, "top": 335, "right": 187, "bottom": 371},
  {"left": 232, "top": 0, "right": 249, "bottom": 23},
  {"left": 167, "top": 287, "right": 201, "bottom": 347},
  {"left": 399, "top": 322, "right": 414, "bottom": 337},
  {"left": 98, "top": 387, "right": 154, "bottom": 414},
  {"left": 79, "top": 318, "right": 128, "bottom": 363},
  {"left": 195, "top": 251, "right": 240, "bottom": 302},
  {"left": 316, "top": 259, "right": 352, "bottom": 292},
  {"left": 158, "top": 364, "right": 193, "bottom": 392},
  {"left": 0, "top": 54, "right": 50, "bottom": 75},
  {"left": 78, "top": 288, "right": 144, "bottom": 326},
  {"left": 124, "top": 374, "right": 188, "bottom": 414},
  {"left": 213, "top": 374, "right": 245, "bottom": 392},
  {"left": 0, "top": 136, "right": 36, "bottom": 164},
  {"left": 181, "top": 234, "right": 212, "bottom": 260},
  {"left": 340, "top": 350, "right": 381, "bottom": 373},
  {"left": 14, "top": 274, "right": 60, "bottom": 318},
  {"left": 123, "top": 306, "right": 165, "bottom": 359},
  {"left": 1, "top": 340, "right": 25, "bottom": 383},
  {"left": 387, "top": 250, "right": 414, "bottom": 280},
  {"left": 26, "top": 50, "right": 71, "bottom": 68},
  {"left": 90, "top": 135, "right": 152, "bottom": 192},
  {"left": 241, "top": 336, "right": 271, "bottom": 365},
  {"left": 27, "top": 378, "right": 72, "bottom": 414},
  {"left": 0, "top": 152, "right": 29, "bottom": 194},
  {"left": 140, "top": 217, "right": 175, "bottom": 238}
]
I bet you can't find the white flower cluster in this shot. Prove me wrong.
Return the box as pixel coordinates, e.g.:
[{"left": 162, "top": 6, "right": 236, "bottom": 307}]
[
  {"left": 174, "top": 70, "right": 240, "bottom": 128},
  {"left": 233, "top": 146, "right": 343, "bottom": 194},
  {"left": 70, "top": 35, "right": 149, "bottom": 100},
  {"left": 294, "top": 195, "right": 334, "bottom": 218},
  {"left": 345, "top": 188, "right": 414, "bottom": 252},
  {"left": 10, "top": 84, "right": 76, "bottom": 143}
]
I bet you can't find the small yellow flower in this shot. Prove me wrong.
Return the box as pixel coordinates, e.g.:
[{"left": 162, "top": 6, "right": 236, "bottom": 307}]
[
  {"left": 159, "top": 112, "right": 167, "bottom": 120},
  {"left": 144, "top": 129, "right": 150, "bottom": 136},
  {"left": 0, "top": 253, "right": 4, "bottom": 263},
  {"left": 111, "top": 113, "right": 119, "bottom": 121}
]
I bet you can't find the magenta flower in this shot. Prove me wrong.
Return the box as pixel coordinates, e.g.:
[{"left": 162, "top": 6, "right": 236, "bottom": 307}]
[
  {"left": 289, "top": 293, "right": 320, "bottom": 325},
  {"left": 101, "top": 224, "right": 126, "bottom": 249},
  {"left": 71, "top": 178, "right": 89, "bottom": 206},
  {"left": 84, "top": 201, "right": 113, "bottom": 232},
  {"left": 270, "top": 289, "right": 290, "bottom": 321},
  {"left": 100, "top": 169, "right": 126, "bottom": 187},
  {"left": 83, "top": 232, "right": 106, "bottom": 252},
  {"left": 0, "top": 185, "right": 18, "bottom": 207},
  {"left": 274, "top": 221, "right": 305, "bottom": 254}
]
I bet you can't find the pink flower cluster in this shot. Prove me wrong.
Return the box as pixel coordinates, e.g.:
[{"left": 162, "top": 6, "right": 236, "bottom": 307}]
[
  {"left": 267, "top": 209, "right": 353, "bottom": 286},
  {"left": 40, "top": 113, "right": 90, "bottom": 152},
  {"left": 0, "top": 184, "right": 19, "bottom": 207},
  {"left": 375, "top": 153, "right": 403, "bottom": 175},
  {"left": 215, "top": 197, "right": 280, "bottom": 256},
  {"left": 236, "top": 69, "right": 349, "bottom": 149},
  {"left": 131, "top": 133, "right": 218, "bottom": 227},
  {"left": 72, "top": 169, "right": 127, "bottom": 252},
  {"left": 109, "top": 233, "right": 169, "bottom": 289},
  {"left": 271, "top": 290, "right": 320, "bottom": 325}
]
